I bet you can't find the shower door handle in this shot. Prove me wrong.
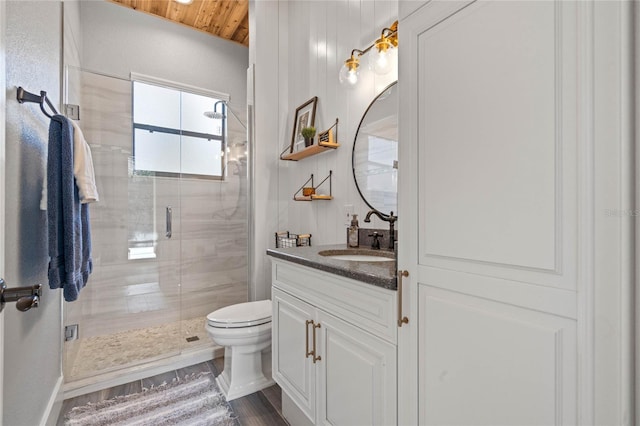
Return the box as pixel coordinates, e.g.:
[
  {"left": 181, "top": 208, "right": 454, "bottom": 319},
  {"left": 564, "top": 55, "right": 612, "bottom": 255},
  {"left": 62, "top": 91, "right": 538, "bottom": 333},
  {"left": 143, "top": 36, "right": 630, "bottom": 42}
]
[{"left": 166, "top": 206, "right": 172, "bottom": 239}]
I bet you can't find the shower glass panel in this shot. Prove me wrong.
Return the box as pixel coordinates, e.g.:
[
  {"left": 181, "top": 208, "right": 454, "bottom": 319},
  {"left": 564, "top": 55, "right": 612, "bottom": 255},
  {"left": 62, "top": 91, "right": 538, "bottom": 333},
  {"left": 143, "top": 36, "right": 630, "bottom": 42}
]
[
  {"left": 62, "top": 68, "right": 182, "bottom": 381},
  {"left": 63, "top": 67, "right": 249, "bottom": 384}
]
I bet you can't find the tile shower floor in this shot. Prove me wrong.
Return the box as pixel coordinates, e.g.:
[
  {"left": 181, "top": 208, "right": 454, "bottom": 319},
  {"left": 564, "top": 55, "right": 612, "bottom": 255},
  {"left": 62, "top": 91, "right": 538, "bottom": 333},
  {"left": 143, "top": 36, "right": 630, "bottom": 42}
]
[{"left": 66, "top": 316, "right": 211, "bottom": 380}]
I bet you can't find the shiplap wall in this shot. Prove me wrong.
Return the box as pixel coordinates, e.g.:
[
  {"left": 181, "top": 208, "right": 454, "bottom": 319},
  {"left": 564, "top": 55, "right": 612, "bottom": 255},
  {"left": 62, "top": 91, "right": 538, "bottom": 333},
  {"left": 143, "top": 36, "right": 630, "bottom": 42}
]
[
  {"left": 278, "top": 0, "right": 398, "bottom": 243},
  {"left": 252, "top": 0, "right": 398, "bottom": 299}
]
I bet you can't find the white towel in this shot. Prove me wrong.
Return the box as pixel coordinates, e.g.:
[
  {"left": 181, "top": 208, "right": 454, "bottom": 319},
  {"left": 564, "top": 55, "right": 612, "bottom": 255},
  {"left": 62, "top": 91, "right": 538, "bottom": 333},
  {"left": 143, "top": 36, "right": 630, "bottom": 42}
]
[
  {"left": 70, "top": 120, "right": 99, "bottom": 204},
  {"left": 40, "top": 120, "right": 99, "bottom": 209}
]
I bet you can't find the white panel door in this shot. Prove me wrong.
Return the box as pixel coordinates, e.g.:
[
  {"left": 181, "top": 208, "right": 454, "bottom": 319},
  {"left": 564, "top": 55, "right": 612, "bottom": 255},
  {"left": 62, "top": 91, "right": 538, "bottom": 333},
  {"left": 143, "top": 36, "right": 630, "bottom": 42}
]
[
  {"left": 316, "top": 310, "right": 396, "bottom": 426},
  {"left": 418, "top": 287, "right": 576, "bottom": 425},
  {"left": 398, "top": 1, "right": 584, "bottom": 424},
  {"left": 272, "top": 288, "right": 317, "bottom": 423}
]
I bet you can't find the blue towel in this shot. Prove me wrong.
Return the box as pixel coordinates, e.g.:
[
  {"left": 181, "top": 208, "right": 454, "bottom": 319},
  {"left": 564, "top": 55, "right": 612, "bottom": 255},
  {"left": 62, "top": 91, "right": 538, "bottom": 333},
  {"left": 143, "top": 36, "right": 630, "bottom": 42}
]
[{"left": 47, "top": 115, "right": 93, "bottom": 302}]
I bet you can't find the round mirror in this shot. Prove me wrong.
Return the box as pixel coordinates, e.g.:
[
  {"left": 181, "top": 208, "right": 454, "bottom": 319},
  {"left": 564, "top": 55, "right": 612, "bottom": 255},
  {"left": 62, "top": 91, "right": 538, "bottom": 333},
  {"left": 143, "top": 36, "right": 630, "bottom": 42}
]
[{"left": 352, "top": 81, "right": 398, "bottom": 216}]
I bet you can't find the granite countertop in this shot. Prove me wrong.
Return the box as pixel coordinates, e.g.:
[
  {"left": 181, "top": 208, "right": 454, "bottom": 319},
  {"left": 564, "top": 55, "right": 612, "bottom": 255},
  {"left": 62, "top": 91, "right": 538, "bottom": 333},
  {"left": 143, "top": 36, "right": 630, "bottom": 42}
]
[{"left": 266, "top": 244, "right": 397, "bottom": 290}]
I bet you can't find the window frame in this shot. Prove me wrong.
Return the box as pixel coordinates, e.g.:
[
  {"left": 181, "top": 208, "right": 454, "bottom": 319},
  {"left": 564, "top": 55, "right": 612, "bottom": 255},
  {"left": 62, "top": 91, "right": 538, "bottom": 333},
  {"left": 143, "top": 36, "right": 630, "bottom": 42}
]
[{"left": 131, "top": 73, "right": 230, "bottom": 180}]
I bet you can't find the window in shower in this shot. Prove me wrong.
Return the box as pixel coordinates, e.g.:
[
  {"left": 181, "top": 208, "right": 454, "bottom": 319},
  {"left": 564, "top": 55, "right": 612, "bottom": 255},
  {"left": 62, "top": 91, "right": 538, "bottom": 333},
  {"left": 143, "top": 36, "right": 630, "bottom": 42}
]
[{"left": 132, "top": 80, "right": 226, "bottom": 179}]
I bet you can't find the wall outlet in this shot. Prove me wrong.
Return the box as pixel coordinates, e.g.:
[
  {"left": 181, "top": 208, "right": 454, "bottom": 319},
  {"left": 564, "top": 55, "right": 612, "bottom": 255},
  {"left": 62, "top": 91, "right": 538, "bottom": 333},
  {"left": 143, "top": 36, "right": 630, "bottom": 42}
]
[{"left": 343, "top": 204, "right": 354, "bottom": 226}]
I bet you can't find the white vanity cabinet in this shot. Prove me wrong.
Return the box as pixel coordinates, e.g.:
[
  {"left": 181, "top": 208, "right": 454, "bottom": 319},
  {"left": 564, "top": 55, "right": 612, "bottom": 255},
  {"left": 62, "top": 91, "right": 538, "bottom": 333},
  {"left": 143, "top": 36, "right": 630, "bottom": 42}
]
[{"left": 271, "top": 259, "right": 397, "bottom": 426}]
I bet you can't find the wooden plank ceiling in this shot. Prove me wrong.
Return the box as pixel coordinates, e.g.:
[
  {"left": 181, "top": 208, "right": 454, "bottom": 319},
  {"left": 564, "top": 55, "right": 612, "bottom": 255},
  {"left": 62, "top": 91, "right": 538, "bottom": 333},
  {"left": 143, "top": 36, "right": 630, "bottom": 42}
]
[{"left": 109, "top": 0, "right": 249, "bottom": 46}]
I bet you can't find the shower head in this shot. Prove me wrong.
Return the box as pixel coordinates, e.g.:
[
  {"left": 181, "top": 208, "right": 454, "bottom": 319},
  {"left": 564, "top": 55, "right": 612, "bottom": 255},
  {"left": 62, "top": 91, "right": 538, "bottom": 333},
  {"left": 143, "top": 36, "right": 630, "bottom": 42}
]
[
  {"left": 204, "top": 100, "right": 247, "bottom": 130},
  {"left": 203, "top": 111, "right": 225, "bottom": 119},
  {"left": 204, "top": 100, "right": 226, "bottom": 120}
]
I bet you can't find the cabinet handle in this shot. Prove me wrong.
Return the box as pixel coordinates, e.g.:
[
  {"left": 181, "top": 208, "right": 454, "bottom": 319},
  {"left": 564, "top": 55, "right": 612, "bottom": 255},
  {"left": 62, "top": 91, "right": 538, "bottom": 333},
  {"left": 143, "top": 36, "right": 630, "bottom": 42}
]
[
  {"left": 312, "top": 322, "right": 322, "bottom": 363},
  {"left": 397, "top": 270, "right": 409, "bottom": 327},
  {"left": 305, "top": 319, "right": 314, "bottom": 359},
  {"left": 166, "top": 206, "right": 172, "bottom": 239}
]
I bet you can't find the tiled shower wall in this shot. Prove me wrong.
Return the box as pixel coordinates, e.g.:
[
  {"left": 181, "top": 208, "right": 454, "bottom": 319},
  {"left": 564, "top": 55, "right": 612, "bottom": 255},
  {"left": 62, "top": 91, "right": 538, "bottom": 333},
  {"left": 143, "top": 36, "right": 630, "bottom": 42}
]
[{"left": 64, "top": 69, "right": 248, "bottom": 342}]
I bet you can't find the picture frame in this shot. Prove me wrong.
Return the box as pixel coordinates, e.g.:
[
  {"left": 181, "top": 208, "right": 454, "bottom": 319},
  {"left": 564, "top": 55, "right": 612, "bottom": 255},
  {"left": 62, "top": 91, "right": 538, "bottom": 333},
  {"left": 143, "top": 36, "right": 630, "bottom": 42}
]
[{"left": 290, "top": 96, "right": 318, "bottom": 153}]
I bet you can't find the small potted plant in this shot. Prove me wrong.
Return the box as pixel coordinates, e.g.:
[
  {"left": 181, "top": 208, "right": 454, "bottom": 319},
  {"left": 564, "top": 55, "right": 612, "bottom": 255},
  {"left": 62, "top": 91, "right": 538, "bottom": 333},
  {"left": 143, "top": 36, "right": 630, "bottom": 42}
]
[{"left": 301, "top": 126, "right": 316, "bottom": 147}]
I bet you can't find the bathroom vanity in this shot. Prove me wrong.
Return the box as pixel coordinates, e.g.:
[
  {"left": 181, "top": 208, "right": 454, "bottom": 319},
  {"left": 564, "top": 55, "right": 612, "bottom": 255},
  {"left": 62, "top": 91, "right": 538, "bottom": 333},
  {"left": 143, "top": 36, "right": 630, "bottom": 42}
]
[{"left": 267, "top": 245, "right": 398, "bottom": 426}]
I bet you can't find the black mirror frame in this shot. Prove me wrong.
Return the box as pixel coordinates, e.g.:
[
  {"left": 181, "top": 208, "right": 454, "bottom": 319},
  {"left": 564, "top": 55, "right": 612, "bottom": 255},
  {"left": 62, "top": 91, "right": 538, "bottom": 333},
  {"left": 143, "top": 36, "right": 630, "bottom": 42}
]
[{"left": 351, "top": 80, "right": 398, "bottom": 217}]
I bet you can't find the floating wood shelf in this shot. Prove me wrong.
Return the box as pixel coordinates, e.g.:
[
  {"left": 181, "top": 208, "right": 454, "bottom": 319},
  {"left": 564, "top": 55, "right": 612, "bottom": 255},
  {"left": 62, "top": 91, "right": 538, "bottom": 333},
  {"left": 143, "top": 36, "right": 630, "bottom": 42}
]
[
  {"left": 310, "top": 194, "right": 333, "bottom": 200},
  {"left": 281, "top": 141, "right": 340, "bottom": 161},
  {"left": 293, "top": 171, "right": 333, "bottom": 201},
  {"left": 294, "top": 194, "right": 333, "bottom": 201}
]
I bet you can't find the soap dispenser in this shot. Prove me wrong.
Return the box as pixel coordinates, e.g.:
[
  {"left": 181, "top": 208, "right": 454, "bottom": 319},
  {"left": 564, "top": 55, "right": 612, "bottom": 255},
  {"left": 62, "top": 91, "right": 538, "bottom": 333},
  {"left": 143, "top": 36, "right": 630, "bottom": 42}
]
[{"left": 348, "top": 214, "right": 359, "bottom": 248}]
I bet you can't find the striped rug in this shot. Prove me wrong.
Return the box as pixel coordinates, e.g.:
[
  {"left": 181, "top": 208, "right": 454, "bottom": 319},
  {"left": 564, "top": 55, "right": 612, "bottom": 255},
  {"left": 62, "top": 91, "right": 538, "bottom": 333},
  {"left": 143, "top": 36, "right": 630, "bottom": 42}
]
[{"left": 64, "top": 373, "right": 237, "bottom": 426}]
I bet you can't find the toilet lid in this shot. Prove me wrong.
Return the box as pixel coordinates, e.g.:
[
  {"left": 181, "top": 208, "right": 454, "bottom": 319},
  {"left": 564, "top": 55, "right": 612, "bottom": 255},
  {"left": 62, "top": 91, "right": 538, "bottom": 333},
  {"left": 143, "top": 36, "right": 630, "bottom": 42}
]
[{"left": 207, "top": 300, "right": 272, "bottom": 328}]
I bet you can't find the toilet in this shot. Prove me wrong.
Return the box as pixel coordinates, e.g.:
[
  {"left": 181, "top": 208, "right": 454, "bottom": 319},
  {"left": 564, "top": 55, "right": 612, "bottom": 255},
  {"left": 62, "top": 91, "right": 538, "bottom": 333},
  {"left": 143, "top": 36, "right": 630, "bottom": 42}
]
[{"left": 205, "top": 300, "right": 274, "bottom": 401}]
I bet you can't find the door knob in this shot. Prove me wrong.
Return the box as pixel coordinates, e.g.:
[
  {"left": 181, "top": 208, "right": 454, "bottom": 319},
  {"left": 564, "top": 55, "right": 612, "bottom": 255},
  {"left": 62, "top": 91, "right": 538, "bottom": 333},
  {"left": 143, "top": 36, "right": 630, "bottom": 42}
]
[{"left": 0, "top": 279, "right": 42, "bottom": 313}]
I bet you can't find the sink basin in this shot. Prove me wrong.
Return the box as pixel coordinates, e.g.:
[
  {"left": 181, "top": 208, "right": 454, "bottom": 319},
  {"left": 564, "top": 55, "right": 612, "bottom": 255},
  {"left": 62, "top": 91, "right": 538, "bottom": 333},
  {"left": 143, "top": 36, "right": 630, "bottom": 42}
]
[
  {"left": 327, "top": 255, "right": 394, "bottom": 262},
  {"left": 318, "top": 249, "right": 395, "bottom": 262}
]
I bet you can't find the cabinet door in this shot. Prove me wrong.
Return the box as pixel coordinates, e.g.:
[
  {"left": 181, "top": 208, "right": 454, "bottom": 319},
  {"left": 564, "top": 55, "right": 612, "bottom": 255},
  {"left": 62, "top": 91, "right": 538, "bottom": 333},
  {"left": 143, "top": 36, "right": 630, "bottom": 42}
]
[
  {"left": 399, "top": 1, "right": 582, "bottom": 425},
  {"left": 272, "top": 287, "right": 317, "bottom": 423},
  {"left": 316, "top": 310, "right": 397, "bottom": 426}
]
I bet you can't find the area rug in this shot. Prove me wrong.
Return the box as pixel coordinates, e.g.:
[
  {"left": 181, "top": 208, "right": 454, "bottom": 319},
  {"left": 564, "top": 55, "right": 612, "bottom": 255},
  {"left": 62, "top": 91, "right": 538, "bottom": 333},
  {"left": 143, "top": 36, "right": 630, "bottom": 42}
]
[{"left": 64, "top": 373, "right": 238, "bottom": 426}]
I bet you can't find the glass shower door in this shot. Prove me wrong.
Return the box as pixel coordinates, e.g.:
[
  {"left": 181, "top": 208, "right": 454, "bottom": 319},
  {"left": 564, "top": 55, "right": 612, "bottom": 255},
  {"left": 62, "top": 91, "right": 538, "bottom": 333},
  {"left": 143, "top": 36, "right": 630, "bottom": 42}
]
[{"left": 63, "top": 67, "right": 183, "bottom": 382}]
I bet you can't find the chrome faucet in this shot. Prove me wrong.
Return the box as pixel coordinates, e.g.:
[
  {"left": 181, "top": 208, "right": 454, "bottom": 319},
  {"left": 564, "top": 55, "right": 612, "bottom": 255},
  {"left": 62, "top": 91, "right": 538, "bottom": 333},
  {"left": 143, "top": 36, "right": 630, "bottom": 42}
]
[{"left": 364, "top": 210, "right": 397, "bottom": 250}]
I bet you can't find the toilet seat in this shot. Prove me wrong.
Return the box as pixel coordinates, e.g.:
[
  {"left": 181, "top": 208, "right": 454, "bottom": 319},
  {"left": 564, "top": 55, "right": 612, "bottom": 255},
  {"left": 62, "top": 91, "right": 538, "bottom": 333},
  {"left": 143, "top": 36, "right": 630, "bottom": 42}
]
[{"left": 207, "top": 300, "right": 272, "bottom": 329}]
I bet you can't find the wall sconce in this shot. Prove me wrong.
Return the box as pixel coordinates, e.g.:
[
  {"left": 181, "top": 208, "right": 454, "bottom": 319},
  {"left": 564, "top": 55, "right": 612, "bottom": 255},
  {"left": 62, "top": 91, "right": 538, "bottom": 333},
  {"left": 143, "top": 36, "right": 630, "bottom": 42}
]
[
  {"left": 339, "top": 20, "right": 398, "bottom": 88},
  {"left": 369, "top": 21, "right": 398, "bottom": 75},
  {"left": 338, "top": 49, "right": 364, "bottom": 88}
]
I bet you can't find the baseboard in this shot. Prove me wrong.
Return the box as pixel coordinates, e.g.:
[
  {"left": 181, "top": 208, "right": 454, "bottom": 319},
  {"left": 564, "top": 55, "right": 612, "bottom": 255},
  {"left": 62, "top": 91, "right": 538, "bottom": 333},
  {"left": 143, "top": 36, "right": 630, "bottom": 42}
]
[
  {"left": 41, "top": 375, "right": 64, "bottom": 426},
  {"left": 63, "top": 346, "right": 224, "bottom": 400}
]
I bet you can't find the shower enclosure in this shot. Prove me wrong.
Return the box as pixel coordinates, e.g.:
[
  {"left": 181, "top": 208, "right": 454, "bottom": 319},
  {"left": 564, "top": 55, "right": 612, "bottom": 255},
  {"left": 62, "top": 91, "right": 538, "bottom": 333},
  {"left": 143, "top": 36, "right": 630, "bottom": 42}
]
[{"left": 62, "top": 67, "right": 249, "bottom": 386}]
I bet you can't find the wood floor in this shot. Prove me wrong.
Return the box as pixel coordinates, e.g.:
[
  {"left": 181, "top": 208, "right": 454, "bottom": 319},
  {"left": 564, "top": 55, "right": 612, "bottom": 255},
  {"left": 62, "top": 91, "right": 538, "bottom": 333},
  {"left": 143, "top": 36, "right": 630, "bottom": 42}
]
[{"left": 57, "top": 358, "right": 288, "bottom": 426}]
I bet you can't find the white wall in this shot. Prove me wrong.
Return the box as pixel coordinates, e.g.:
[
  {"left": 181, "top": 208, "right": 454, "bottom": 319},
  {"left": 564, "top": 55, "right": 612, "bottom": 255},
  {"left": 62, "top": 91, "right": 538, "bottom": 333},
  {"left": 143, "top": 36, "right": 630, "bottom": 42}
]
[
  {"left": 251, "top": 0, "right": 398, "bottom": 299},
  {"left": 64, "top": 0, "right": 83, "bottom": 70},
  {"left": 80, "top": 1, "right": 248, "bottom": 113},
  {"left": 4, "top": 2, "right": 64, "bottom": 424},
  {"left": 249, "top": 0, "right": 283, "bottom": 301},
  {"left": 279, "top": 0, "right": 398, "bottom": 242}
]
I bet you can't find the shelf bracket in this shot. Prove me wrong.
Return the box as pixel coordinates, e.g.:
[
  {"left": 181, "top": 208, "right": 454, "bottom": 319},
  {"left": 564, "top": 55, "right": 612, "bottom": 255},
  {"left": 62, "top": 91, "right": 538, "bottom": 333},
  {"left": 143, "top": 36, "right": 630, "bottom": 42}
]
[
  {"left": 293, "top": 174, "right": 314, "bottom": 201},
  {"left": 315, "top": 170, "right": 332, "bottom": 197}
]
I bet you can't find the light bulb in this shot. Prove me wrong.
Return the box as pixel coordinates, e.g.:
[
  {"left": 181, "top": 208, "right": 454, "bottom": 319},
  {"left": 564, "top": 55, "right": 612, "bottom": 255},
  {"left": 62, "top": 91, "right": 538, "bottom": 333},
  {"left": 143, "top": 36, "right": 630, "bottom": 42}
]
[
  {"left": 369, "top": 39, "right": 396, "bottom": 75},
  {"left": 339, "top": 53, "right": 361, "bottom": 88}
]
